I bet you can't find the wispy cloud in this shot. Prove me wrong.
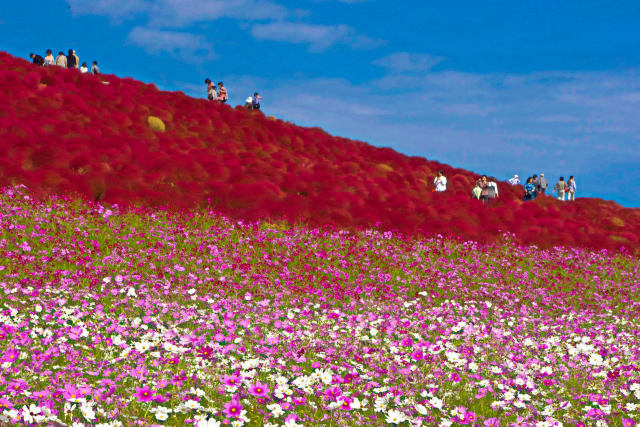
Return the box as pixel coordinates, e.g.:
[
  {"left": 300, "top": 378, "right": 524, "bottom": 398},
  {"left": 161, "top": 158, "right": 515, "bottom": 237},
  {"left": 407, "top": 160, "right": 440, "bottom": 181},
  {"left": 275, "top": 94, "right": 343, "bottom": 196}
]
[
  {"left": 66, "top": 0, "right": 151, "bottom": 19},
  {"left": 373, "top": 52, "right": 446, "bottom": 73},
  {"left": 127, "top": 27, "right": 215, "bottom": 61},
  {"left": 251, "top": 21, "right": 382, "bottom": 51}
]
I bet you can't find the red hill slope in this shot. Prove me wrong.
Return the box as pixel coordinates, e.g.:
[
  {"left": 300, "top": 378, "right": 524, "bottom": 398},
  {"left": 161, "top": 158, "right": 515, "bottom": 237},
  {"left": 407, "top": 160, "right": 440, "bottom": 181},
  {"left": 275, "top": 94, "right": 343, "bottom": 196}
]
[{"left": 1, "top": 51, "right": 639, "bottom": 252}]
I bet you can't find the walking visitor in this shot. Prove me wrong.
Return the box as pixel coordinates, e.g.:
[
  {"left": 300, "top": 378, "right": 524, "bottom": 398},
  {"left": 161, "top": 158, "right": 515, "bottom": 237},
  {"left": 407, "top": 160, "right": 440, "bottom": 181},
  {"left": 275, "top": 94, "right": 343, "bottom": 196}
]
[
  {"left": 567, "top": 176, "right": 577, "bottom": 201},
  {"left": 536, "top": 173, "right": 548, "bottom": 194},
  {"left": 80, "top": 62, "right": 89, "bottom": 73},
  {"left": 217, "top": 82, "right": 228, "bottom": 103},
  {"left": 55, "top": 51, "right": 67, "bottom": 67},
  {"left": 476, "top": 175, "right": 490, "bottom": 204},
  {"left": 553, "top": 176, "right": 567, "bottom": 201},
  {"left": 251, "top": 92, "right": 262, "bottom": 110},
  {"left": 91, "top": 61, "right": 100, "bottom": 75},
  {"left": 531, "top": 174, "right": 539, "bottom": 198},
  {"left": 66, "top": 49, "right": 77, "bottom": 69},
  {"left": 524, "top": 177, "right": 536, "bottom": 201},
  {"left": 205, "top": 78, "right": 217, "bottom": 101},
  {"left": 43, "top": 49, "right": 55, "bottom": 66},
  {"left": 433, "top": 170, "right": 447, "bottom": 192},
  {"left": 508, "top": 174, "right": 520, "bottom": 186},
  {"left": 488, "top": 179, "right": 499, "bottom": 201}
]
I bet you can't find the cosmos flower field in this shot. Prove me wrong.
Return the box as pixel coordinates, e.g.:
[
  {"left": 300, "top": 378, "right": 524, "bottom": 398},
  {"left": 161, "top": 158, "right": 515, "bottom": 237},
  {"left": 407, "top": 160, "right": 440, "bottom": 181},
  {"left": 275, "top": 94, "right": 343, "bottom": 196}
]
[{"left": 1, "top": 185, "right": 639, "bottom": 426}]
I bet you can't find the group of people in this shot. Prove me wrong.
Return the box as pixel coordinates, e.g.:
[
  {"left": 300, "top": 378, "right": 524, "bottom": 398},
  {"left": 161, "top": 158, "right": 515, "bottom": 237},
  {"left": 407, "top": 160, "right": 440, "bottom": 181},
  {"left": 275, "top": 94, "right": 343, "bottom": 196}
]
[
  {"left": 30, "top": 49, "right": 100, "bottom": 75},
  {"left": 433, "top": 170, "right": 578, "bottom": 204},
  {"left": 204, "top": 79, "right": 229, "bottom": 103},
  {"left": 509, "top": 174, "right": 577, "bottom": 201},
  {"left": 204, "top": 79, "right": 263, "bottom": 110}
]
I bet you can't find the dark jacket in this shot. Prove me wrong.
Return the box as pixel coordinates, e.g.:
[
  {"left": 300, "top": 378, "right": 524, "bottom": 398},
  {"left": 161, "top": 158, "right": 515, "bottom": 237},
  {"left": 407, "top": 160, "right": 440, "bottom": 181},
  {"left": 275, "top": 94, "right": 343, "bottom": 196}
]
[
  {"left": 67, "top": 54, "right": 77, "bottom": 69},
  {"left": 32, "top": 55, "right": 44, "bottom": 66}
]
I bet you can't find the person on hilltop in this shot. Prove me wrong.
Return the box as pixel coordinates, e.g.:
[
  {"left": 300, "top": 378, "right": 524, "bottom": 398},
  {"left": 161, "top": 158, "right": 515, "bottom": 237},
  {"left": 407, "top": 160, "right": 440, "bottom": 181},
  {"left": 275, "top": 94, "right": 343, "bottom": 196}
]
[
  {"left": 524, "top": 177, "right": 536, "bottom": 201},
  {"left": 91, "top": 61, "right": 100, "bottom": 75},
  {"left": 531, "top": 174, "right": 539, "bottom": 198},
  {"left": 55, "top": 51, "right": 67, "bottom": 67},
  {"left": 488, "top": 178, "right": 499, "bottom": 202},
  {"left": 73, "top": 50, "right": 80, "bottom": 69},
  {"left": 433, "top": 170, "right": 447, "bottom": 192},
  {"left": 217, "top": 82, "right": 228, "bottom": 103},
  {"left": 43, "top": 49, "right": 55, "bottom": 66},
  {"left": 567, "top": 176, "right": 577, "bottom": 201},
  {"left": 553, "top": 176, "right": 567, "bottom": 201},
  {"left": 205, "top": 78, "right": 217, "bottom": 101},
  {"left": 251, "top": 92, "right": 262, "bottom": 110},
  {"left": 66, "top": 49, "right": 77, "bottom": 69},
  {"left": 30, "top": 52, "right": 44, "bottom": 66},
  {"left": 536, "top": 173, "right": 548, "bottom": 194},
  {"left": 80, "top": 62, "right": 89, "bottom": 73},
  {"left": 508, "top": 174, "right": 520, "bottom": 186},
  {"left": 476, "top": 175, "right": 490, "bottom": 204}
]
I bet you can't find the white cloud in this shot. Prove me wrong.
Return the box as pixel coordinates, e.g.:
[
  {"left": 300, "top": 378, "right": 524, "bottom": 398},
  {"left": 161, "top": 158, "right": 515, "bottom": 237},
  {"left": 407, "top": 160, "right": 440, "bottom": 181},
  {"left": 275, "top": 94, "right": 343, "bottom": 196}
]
[
  {"left": 127, "top": 27, "right": 215, "bottom": 61},
  {"left": 251, "top": 21, "right": 382, "bottom": 51},
  {"left": 146, "top": 0, "right": 289, "bottom": 27},
  {"left": 373, "top": 52, "right": 445, "bottom": 73},
  {"left": 66, "top": 0, "right": 151, "bottom": 19}
]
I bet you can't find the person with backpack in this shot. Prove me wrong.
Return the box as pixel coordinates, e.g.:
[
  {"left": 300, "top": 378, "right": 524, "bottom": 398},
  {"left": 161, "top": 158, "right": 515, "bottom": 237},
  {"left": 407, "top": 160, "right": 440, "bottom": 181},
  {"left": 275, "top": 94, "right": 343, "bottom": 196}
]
[
  {"left": 43, "top": 50, "right": 55, "bottom": 66},
  {"left": 91, "top": 61, "right": 100, "bottom": 75},
  {"left": 553, "top": 176, "right": 567, "bottom": 201},
  {"left": 523, "top": 177, "right": 536, "bottom": 201},
  {"left": 567, "top": 176, "right": 577, "bottom": 201},
  {"left": 66, "top": 49, "right": 77, "bottom": 69},
  {"left": 205, "top": 78, "right": 217, "bottom": 101},
  {"left": 537, "top": 173, "right": 548, "bottom": 194},
  {"left": 55, "top": 51, "right": 67, "bottom": 67},
  {"left": 433, "top": 170, "right": 447, "bottom": 192},
  {"left": 217, "top": 82, "right": 228, "bottom": 103},
  {"left": 30, "top": 53, "right": 44, "bottom": 66}
]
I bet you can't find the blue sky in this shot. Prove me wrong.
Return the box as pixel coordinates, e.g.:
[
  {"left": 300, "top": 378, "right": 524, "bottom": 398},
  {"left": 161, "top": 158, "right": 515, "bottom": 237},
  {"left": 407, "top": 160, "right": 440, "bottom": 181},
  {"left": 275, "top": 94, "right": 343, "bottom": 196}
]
[{"left": 1, "top": 0, "right": 639, "bottom": 206}]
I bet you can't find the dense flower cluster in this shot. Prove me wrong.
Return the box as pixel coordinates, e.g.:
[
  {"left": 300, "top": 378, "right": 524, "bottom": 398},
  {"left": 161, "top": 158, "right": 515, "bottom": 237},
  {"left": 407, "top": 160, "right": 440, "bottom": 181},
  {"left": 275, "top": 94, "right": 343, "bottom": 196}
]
[
  {"left": 0, "top": 185, "right": 639, "bottom": 426},
  {"left": 0, "top": 51, "right": 639, "bottom": 252}
]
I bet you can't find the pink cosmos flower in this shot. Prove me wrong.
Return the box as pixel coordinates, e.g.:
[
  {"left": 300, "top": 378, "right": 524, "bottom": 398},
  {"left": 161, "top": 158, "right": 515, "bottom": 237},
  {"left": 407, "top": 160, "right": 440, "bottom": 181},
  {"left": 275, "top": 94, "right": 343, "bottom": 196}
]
[
  {"left": 622, "top": 419, "right": 636, "bottom": 427},
  {"left": 248, "top": 382, "right": 269, "bottom": 398},
  {"left": 221, "top": 374, "right": 241, "bottom": 387},
  {"left": 484, "top": 418, "right": 500, "bottom": 427},
  {"left": 2, "top": 349, "right": 19, "bottom": 363},
  {"left": 223, "top": 396, "right": 243, "bottom": 418},
  {"left": 450, "top": 372, "right": 461, "bottom": 382},
  {"left": 133, "top": 385, "right": 155, "bottom": 402},
  {"left": 410, "top": 349, "right": 423, "bottom": 361},
  {"left": 324, "top": 386, "right": 342, "bottom": 400}
]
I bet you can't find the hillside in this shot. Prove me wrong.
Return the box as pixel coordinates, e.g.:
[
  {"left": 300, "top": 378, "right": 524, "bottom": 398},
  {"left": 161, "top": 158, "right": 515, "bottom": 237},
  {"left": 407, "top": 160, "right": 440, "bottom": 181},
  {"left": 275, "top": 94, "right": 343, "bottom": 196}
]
[{"left": 1, "top": 51, "right": 639, "bottom": 252}]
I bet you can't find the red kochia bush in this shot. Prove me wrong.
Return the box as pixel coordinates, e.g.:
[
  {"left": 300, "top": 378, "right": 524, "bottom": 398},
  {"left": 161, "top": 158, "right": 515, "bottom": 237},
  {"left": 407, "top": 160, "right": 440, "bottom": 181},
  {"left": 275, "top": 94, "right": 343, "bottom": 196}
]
[{"left": 1, "top": 50, "right": 640, "bottom": 253}]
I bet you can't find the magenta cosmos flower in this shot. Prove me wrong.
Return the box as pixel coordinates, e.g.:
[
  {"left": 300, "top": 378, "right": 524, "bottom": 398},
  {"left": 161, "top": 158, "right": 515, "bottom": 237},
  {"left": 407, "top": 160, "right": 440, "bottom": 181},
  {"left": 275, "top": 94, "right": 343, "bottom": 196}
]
[
  {"left": 622, "top": 419, "right": 636, "bottom": 427},
  {"left": 221, "top": 374, "right": 241, "bottom": 387},
  {"left": 223, "top": 396, "right": 243, "bottom": 418},
  {"left": 248, "top": 382, "right": 269, "bottom": 398},
  {"left": 133, "top": 385, "right": 155, "bottom": 402}
]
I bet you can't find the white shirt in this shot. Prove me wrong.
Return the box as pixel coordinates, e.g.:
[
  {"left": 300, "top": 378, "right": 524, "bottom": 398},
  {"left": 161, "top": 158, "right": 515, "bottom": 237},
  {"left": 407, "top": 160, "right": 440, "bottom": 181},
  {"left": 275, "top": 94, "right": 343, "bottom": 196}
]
[
  {"left": 508, "top": 177, "right": 520, "bottom": 186},
  {"left": 434, "top": 176, "right": 447, "bottom": 192},
  {"left": 80, "top": 66, "right": 89, "bottom": 73}
]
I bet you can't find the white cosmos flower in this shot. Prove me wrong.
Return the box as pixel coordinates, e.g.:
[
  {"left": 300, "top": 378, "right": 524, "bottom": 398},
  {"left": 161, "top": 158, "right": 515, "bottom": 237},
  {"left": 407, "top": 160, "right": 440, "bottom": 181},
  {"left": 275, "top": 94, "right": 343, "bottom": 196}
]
[{"left": 385, "top": 409, "right": 407, "bottom": 424}]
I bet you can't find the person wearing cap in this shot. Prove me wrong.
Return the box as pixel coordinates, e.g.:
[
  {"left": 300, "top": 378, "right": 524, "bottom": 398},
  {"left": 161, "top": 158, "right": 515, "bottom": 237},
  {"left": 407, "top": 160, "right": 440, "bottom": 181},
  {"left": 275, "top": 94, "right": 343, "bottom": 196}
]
[
  {"left": 536, "top": 173, "right": 548, "bottom": 194},
  {"left": 508, "top": 174, "right": 520, "bottom": 186}
]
